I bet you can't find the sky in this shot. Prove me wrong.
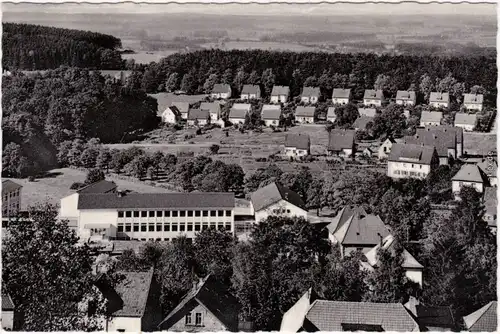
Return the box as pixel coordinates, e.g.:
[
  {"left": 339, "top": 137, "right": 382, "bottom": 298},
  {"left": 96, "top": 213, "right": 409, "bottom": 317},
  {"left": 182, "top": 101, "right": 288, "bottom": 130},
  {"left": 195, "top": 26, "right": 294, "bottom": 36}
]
[{"left": 2, "top": 2, "right": 497, "bottom": 16}]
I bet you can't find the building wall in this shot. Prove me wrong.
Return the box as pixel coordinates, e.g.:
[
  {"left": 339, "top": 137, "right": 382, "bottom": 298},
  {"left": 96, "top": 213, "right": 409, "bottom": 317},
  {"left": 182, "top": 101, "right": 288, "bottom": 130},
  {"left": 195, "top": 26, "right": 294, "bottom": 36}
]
[
  {"left": 378, "top": 141, "right": 393, "bottom": 160},
  {"left": 327, "top": 116, "right": 336, "bottom": 123},
  {"left": 343, "top": 246, "right": 373, "bottom": 257},
  {"left": 254, "top": 200, "right": 307, "bottom": 223},
  {"left": 387, "top": 161, "right": 431, "bottom": 179},
  {"left": 1, "top": 310, "right": 14, "bottom": 330},
  {"left": 396, "top": 99, "right": 415, "bottom": 106},
  {"left": 464, "top": 103, "right": 482, "bottom": 111},
  {"left": 168, "top": 303, "right": 227, "bottom": 332},
  {"left": 241, "top": 93, "right": 260, "bottom": 100},
  {"left": 296, "top": 116, "right": 314, "bottom": 124},
  {"left": 332, "top": 97, "right": 349, "bottom": 105},
  {"left": 430, "top": 101, "right": 449, "bottom": 108},
  {"left": 270, "top": 96, "right": 279, "bottom": 103},
  {"left": 284, "top": 147, "right": 309, "bottom": 157},
  {"left": 162, "top": 109, "right": 177, "bottom": 124},
  {"left": 280, "top": 290, "right": 311, "bottom": 332},
  {"left": 2, "top": 187, "right": 21, "bottom": 218},
  {"left": 60, "top": 193, "right": 80, "bottom": 218},
  {"left": 363, "top": 99, "right": 382, "bottom": 107},
  {"left": 187, "top": 119, "right": 208, "bottom": 126},
  {"left": 406, "top": 269, "right": 423, "bottom": 287},
  {"left": 420, "top": 121, "right": 441, "bottom": 127},
  {"left": 211, "top": 92, "right": 231, "bottom": 99},
  {"left": 264, "top": 119, "right": 279, "bottom": 127},
  {"left": 209, "top": 112, "right": 219, "bottom": 121},
  {"left": 452, "top": 180, "right": 484, "bottom": 194},
  {"left": 489, "top": 176, "right": 497, "bottom": 187},
  {"left": 455, "top": 123, "right": 475, "bottom": 132},
  {"left": 107, "top": 316, "right": 142, "bottom": 332},
  {"left": 229, "top": 117, "right": 246, "bottom": 125}
]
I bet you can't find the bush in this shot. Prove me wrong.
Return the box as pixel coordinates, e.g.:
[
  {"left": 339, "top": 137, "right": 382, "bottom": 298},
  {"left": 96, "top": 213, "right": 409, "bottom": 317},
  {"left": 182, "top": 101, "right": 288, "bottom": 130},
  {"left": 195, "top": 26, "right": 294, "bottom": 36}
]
[
  {"left": 28, "top": 176, "right": 35, "bottom": 182},
  {"left": 195, "top": 128, "right": 202, "bottom": 135},
  {"left": 70, "top": 182, "right": 85, "bottom": 189}
]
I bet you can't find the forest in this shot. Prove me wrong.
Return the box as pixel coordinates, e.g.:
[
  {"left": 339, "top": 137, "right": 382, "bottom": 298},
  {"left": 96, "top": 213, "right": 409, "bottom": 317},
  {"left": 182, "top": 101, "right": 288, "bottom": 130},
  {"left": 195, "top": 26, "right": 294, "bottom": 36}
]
[{"left": 2, "top": 23, "right": 124, "bottom": 70}]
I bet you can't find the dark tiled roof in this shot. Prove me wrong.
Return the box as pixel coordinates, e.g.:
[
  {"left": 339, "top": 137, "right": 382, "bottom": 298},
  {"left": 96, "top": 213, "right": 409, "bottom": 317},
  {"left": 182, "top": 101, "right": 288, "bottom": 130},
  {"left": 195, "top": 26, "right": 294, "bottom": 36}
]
[
  {"left": 306, "top": 300, "right": 419, "bottom": 332},
  {"left": 2, "top": 294, "right": 15, "bottom": 311},
  {"left": 251, "top": 182, "right": 305, "bottom": 212},
  {"left": 113, "top": 270, "right": 153, "bottom": 317},
  {"left": 187, "top": 108, "right": 210, "bottom": 120},
  {"left": 358, "top": 108, "right": 377, "bottom": 117},
  {"left": 327, "top": 107, "right": 336, "bottom": 118},
  {"left": 302, "top": 86, "right": 320, "bottom": 97},
  {"left": 404, "top": 130, "right": 455, "bottom": 158},
  {"left": 285, "top": 134, "right": 310, "bottom": 150},
  {"left": 333, "top": 212, "right": 390, "bottom": 246},
  {"left": 415, "top": 305, "right": 455, "bottom": 329},
  {"left": 295, "top": 106, "right": 315, "bottom": 117},
  {"left": 332, "top": 88, "right": 351, "bottom": 99},
  {"left": 261, "top": 104, "right": 282, "bottom": 120},
  {"left": 417, "top": 126, "right": 463, "bottom": 145},
  {"left": 200, "top": 102, "right": 220, "bottom": 115},
  {"left": 77, "top": 180, "right": 117, "bottom": 194},
  {"left": 429, "top": 92, "right": 450, "bottom": 102},
  {"left": 229, "top": 103, "right": 251, "bottom": 119},
  {"left": 241, "top": 84, "right": 260, "bottom": 95},
  {"left": 396, "top": 90, "right": 416, "bottom": 101},
  {"left": 171, "top": 102, "right": 190, "bottom": 114},
  {"left": 454, "top": 113, "right": 477, "bottom": 126},
  {"left": 148, "top": 93, "right": 172, "bottom": 112},
  {"left": 271, "top": 85, "right": 290, "bottom": 96},
  {"left": 364, "top": 235, "right": 423, "bottom": 269},
  {"left": 212, "top": 84, "right": 231, "bottom": 94},
  {"left": 464, "top": 93, "right": 484, "bottom": 104},
  {"left": 2, "top": 180, "right": 22, "bottom": 194},
  {"left": 420, "top": 111, "right": 443, "bottom": 123},
  {"left": 327, "top": 129, "right": 355, "bottom": 151},
  {"left": 77, "top": 192, "right": 235, "bottom": 210},
  {"left": 327, "top": 206, "right": 367, "bottom": 234},
  {"left": 158, "top": 275, "right": 240, "bottom": 331},
  {"left": 463, "top": 301, "right": 497, "bottom": 332},
  {"left": 364, "top": 89, "right": 384, "bottom": 100},
  {"left": 452, "top": 164, "right": 489, "bottom": 183},
  {"left": 353, "top": 116, "right": 374, "bottom": 130},
  {"left": 388, "top": 143, "right": 436, "bottom": 165},
  {"left": 477, "top": 159, "right": 497, "bottom": 178}
]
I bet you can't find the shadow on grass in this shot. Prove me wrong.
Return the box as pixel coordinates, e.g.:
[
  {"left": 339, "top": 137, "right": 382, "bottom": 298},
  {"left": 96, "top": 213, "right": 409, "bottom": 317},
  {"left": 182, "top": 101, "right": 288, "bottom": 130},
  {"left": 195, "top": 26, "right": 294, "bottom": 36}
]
[{"left": 36, "top": 171, "right": 63, "bottom": 179}]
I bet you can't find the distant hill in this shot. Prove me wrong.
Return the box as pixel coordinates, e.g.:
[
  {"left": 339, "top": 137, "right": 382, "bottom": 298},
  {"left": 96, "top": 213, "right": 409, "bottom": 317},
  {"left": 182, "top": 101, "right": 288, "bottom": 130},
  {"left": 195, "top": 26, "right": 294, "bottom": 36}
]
[{"left": 2, "top": 22, "right": 124, "bottom": 70}]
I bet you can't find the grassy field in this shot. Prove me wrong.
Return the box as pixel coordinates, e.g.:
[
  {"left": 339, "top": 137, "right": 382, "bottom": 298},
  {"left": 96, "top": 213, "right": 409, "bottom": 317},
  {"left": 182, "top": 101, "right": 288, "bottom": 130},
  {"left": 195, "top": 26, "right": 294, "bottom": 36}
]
[
  {"left": 463, "top": 133, "right": 497, "bottom": 156},
  {"left": 4, "top": 168, "right": 172, "bottom": 210},
  {"left": 122, "top": 50, "right": 180, "bottom": 64}
]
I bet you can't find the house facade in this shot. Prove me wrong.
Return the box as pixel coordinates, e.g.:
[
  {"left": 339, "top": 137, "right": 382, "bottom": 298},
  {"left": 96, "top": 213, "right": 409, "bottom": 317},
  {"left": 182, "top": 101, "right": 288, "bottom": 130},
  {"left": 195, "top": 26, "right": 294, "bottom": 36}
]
[
  {"left": 463, "top": 301, "right": 497, "bottom": 332},
  {"left": 270, "top": 85, "right": 290, "bottom": 103},
  {"left": 451, "top": 164, "right": 488, "bottom": 199},
  {"left": 229, "top": 103, "right": 251, "bottom": 124},
  {"left": 405, "top": 126, "right": 462, "bottom": 164},
  {"left": 327, "top": 107, "right": 336, "bottom": 123},
  {"left": 429, "top": 92, "right": 450, "bottom": 109},
  {"left": 378, "top": 137, "right": 396, "bottom": 160},
  {"left": 387, "top": 143, "right": 439, "bottom": 179},
  {"left": 261, "top": 104, "right": 282, "bottom": 127},
  {"left": 420, "top": 111, "right": 443, "bottom": 127},
  {"left": 332, "top": 88, "right": 351, "bottom": 105},
  {"left": 301, "top": 87, "right": 320, "bottom": 104},
  {"left": 200, "top": 102, "right": 221, "bottom": 122},
  {"left": 327, "top": 129, "right": 356, "bottom": 157},
  {"left": 463, "top": 93, "right": 484, "bottom": 111},
  {"left": 477, "top": 158, "right": 497, "bottom": 186},
  {"left": 396, "top": 90, "right": 417, "bottom": 106},
  {"left": 211, "top": 84, "right": 232, "bottom": 99},
  {"left": 240, "top": 85, "right": 261, "bottom": 100},
  {"left": 284, "top": 134, "right": 310, "bottom": 158},
  {"left": 363, "top": 89, "right": 384, "bottom": 107},
  {"left": 187, "top": 109, "right": 210, "bottom": 126},
  {"left": 171, "top": 102, "right": 190, "bottom": 120},
  {"left": 454, "top": 113, "right": 477, "bottom": 131},
  {"left": 1, "top": 294, "right": 17, "bottom": 330},
  {"left": 2, "top": 180, "right": 22, "bottom": 218},
  {"left": 294, "top": 106, "right": 315, "bottom": 124},
  {"left": 161, "top": 106, "right": 181, "bottom": 124}
]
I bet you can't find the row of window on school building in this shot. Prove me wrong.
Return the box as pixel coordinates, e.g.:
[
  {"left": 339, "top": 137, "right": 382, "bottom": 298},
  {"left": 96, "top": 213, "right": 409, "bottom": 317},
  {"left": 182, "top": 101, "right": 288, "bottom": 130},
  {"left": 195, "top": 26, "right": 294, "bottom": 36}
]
[{"left": 116, "top": 209, "right": 233, "bottom": 218}]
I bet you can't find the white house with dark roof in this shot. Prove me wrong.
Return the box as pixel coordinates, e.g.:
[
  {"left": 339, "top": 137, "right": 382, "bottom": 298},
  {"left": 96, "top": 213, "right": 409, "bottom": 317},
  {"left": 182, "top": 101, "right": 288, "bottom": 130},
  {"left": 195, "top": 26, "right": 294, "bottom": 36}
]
[
  {"left": 270, "top": 85, "right": 290, "bottom": 103},
  {"left": 420, "top": 111, "right": 443, "bottom": 127},
  {"left": 363, "top": 89, "right": 384, "bottom": 107},
  {"left": 454, "top": 113, "right": 478, "bottom": 131},
  {"left": 429, "top": 92, "right": 450, "bottom": 109},
  {"left": 332, "top": 88, "right": 351, "bottom": 105},
  {"left": 378, "top": 137, "right": 396, "bottom": 160},
  {"left": 396, "top": 90, "right": 417, "bottom": 106},
  {"left": 229, "top": 103, "right": 251, "bottom": 124},
  {"left": 387, "top": 143, "right": 439, "bottom": 179},
  {"left": 352, "top": 116, "right": 374, "bottom": 131},
  {"left": 148, "top": 93, "right": 181, "bottom": 124},
  {"left": 261, "top": 104, "right": 282, "bottom": 126},
  {"left": 358, "top": 108, "right": 377, "bottom": 118},
  {"left": 240, "top": 84, "right": 261, "bottom": 100},
  {"left": 200, "top": 102, "right": 221, "bottom": 121},
  {"left": 295, "top": 106, "right": 315, "bottom": 124},
  {"left": 280, "top": 288, "right": 419, "bottom": 332},
  {"left": 171, "top": 102, "right": 190, "bottom": 120},
  {"left": 477, "top": 158, "right": 497, "bottom": 186},
  {"left": 463, "top": 301, "right": 497, "bottom": 332},
  {"left": 451, "top": 164, "right": 489, "bottom": 199},
  {"left": 463, "top": 93, "right": 484, "bottom": 111},
  {"left": 187, "top": 109, "right": 210, "bottom": 126},
  {"left": 405, "top": 126, "right": 462, "bottom": 164},
  {"left": 327, "top": 129, "right": 356, "bottom": 157},
  {"left": 250, "top": 182, "right": 307, "bottom": 223},
  {"left": 284, "top": 134, "right": 310, "bottom": 158},
  {"left": 301, "top": 87, "right": 320, "bottom": 104},
  {"left": 1, "top": 293, "right": 17, "bottom": 330},
  {"left": 2, "top": 180, "right": 22, "bottom": 218},
  {"left": 327, "top": 107, "right": 336, "bottom": 123},
  {"left": 211, "top": 84, "right": 232, "bottom": 99}
]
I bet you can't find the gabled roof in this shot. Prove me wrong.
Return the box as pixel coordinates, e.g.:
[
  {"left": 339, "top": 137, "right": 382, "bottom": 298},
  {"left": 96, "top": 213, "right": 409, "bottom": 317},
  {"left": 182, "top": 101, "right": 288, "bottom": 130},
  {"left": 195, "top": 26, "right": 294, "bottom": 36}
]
[
  {"left": 212, "top": 84, "right": 231, "bottom": 94},
  {"left": 454, "top": 113, "right": 477, "bottom": 126},
  {"left": 332, "top": 88, "right": 351, "bottom": 99},
  {"left": 164, "top": 105, "right": 181, "bottom": 117},
  {"left": 188, "top": 108, "right": 210, "bottom": 121},
  {"left": 2, "top": 294, "right": 15, "bottom": 311},
  {"left": 77, "top": 180, "right": 117, "bottom": 194},
  {"left": 200, "top": 102, "right": 221, "bottom": 115},
  {"left": 353, "top": 116, "right": 374, "bottom": 130},
  {"left": 327, "top": 206, "right": 367, "bottom": 234},
  {"left": 333, "top": 211, "right": 390, "bottom": 245},
  {"left": 404, "top": 129, "right": 456, "bottom": 157},
  {"left": 251, "top": 182, "right": 305, "bottom": 212},
  {"left": 305, "top": 300, "right": 419, "bottom": 332},
  {"left": 420, "top": 111, "right": 443, "bottom": 123},
  {"left": 241, "top": 84, "right": 260, "bottom": 95},
  {"left": 396, "top": 90, "right": 416, "bottom": 101},
  {"left": 2, "top": 180, "right": 22, "bottom": 194},
  {"left": 77, "top": 192, "right": 235, "bottom": 210},
  {"left": 404, "top": 297, "right": 455, "bottom": 330},
  {"left": 229, "top": 103, "right": 251, "bottom": 119},
  {"left": 295, "top": 106, "right": 315, "bottom": 117},
  {"left": 429, "top": 92, "right": 450, "bottom": 102},
  {"left": 171, "top": 101, "right": 190, "bottom": 114},
  {"left": 388, "top": 143, "right": 436, "bottom": 165},
  {"left": 285, "top": 134, "right": 310, "bottom": 150},
  {"left": 420, "top": 126, "right": 463, "bottom": 144},
  {"left": 302, "top": 86, "right": 320, "bottom": 97},
  {"left": 327, "top": 107, "right": 336, "bottom": 118},
  {"left": 358, "top": 108, "right": 377, "bottom": 117},
  {"left": 261, "top": 104, "right": 282, "bottom": 120},
  {"left": 271, "top": 85, "right": 290, "bottom": 96},
  {"left": 364, "top": 89, "right": 384, "bottom": 100},
  {"left": 113, "top": 270, "right": 154, "bottom": 317},
  {"left": 463, "top": 301, "right": 497, "bottom": 332},
  {"left": 364, "top": 235, "right": 423, "bottom": 269},
  {"left": 451, "top": 164, "right": 488, "bottom": 183},
  {"left": 158, "top": 275, "right": 240, "bottom": 331},
  {"left": 464, "top": 93, "right": 484, "bottom": 104},
  {"left": 327, "top": 129, "right": 355, "bottom": 151},
  {"left": 148, "top": 93, "right": 172, "bottom": 113},
  {"left": 477, "top": 158, "right": 497, "bottom": 178}
]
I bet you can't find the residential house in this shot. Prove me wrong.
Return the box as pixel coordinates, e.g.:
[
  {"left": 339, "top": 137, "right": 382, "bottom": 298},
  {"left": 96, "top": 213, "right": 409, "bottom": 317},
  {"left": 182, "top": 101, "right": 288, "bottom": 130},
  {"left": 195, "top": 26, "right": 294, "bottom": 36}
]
[
  {"left": 463, "top": 301, "right": 497, "bottom": 332},
  {"left": 363, "top": 89, "right": 384, "bottom": 107},
  {"left": 280, "top": 288, "right": 419, "bottom": 332},
  {"left": 420, "top": 111, "right": 443, "bottom": 127},
  {"left": 284, "top": 134, "right": 310, "bottom": 158},
  {"left": 270, "top": 85, "right": 290, "bottom": 103},
  {"left": 451, "top": 164, "right": 489, "bottom": 199},
  {"left": 200, "top": 102, "right": 221, "bottom": 122},
  {"left": 404, "top": 297, "right": 457, "bottom": 331},
  {"left": 429, "top": 92, "right": 450, "bottom": 109},
  {"left": 161, "top": 106, "right": 181, "bottom": 124},
  {"left": 327, "top": 129, "right": 356, "bottom": 157},
  {"left": 295, "top": 106, "right": 315, "bottom": 124},
  {"left": 416, "top": 126, "right": 463, "bottom": 159},
  {"left": 358, "top": 108, "right": 377, "bottom": 118},
  {"left": 477, "top": 158, "right": 497, "bottom": 186},
  {"left": 327, "top": 107, "right": 337, "bottom": 123},
  {"left": 362, "top": 235, "right": 424, "bottom": 287},
  {"left": 404, "top": 127, "right": 460, "bottom": 164},
  {"left": 454, "top": 113, "right": 478, "bottom": 131},
  {"left": 211, "top": 84, "right": 232, "bottom": 99},
  {"left": 387, "top": 143, "right": 439, "bottom": 179},
  {"left": 396, "top": 90, "right": 417, "bottom": 106},
  {"left": 187, "top": 109, "right": 210, "bottom": 126},
  {"left": 463, "top": 93, "right": 484, "bottom": 111},
  {"left": 482, "top": 187, "right": 497, "bottom": 233},
  {"left": 171, "top": 102, "right": 190, "bottom": 120},
  {"left": 59, "top": 191, "right": 236, "bottom": 242},
  {"left": 240, "top": 85, "right": 261, "bottom": 100},
  {"left": 261, "top": 104, "right": 282, "bottom": 127},
  {"left": 95, "top": 269, "right": 162, "bottom": 332},
  {"left": 331, "top": 88, "right": 351, "bottom": 105},
  {"left": 352, "top": 116, "right": 374, "bottom": 131},
  {"left": 1, "top": 293, "right": 18, "bottom": 330},
  {"left": 228, "top": 103, "right": 251, "bottom": 125},
  {"left": 362, "top": 147, "right": 374, "bottom": 157},
  {"left": 378, "top": 137, "right": 396, "bottom": 160},
  {"left": 301, "top": 87, "right": 320, "bottom": 104},
  {"left": 2, "top": 180, "right": 22, "bottom": 218},
  {"left": 250, "top": 182, "right": 307, "bottom": 223},
  {"left": 158, "top": 275, "right": 241, "bottom": 332}
]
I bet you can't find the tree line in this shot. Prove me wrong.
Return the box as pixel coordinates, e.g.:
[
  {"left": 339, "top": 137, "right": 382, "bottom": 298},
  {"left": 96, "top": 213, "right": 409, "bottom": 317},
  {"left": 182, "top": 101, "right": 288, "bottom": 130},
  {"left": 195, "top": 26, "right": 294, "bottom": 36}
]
[{"left": 3, "top": 23, "right": 124, "bottom": 70}]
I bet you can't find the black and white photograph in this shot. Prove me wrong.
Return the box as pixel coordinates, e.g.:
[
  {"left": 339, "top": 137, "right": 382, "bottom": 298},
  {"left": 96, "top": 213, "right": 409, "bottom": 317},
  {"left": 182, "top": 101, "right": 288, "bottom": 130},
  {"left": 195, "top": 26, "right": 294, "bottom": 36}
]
[{"left": 0, "top": 0, "right": 497, "bottom": 332}]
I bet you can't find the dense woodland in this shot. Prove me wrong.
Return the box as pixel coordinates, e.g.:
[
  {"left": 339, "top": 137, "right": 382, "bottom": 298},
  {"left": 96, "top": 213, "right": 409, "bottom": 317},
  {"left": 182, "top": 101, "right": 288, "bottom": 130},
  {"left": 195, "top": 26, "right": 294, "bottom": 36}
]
[{"left": 2, "top": 23, "right": 124, "bottom": 70}]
